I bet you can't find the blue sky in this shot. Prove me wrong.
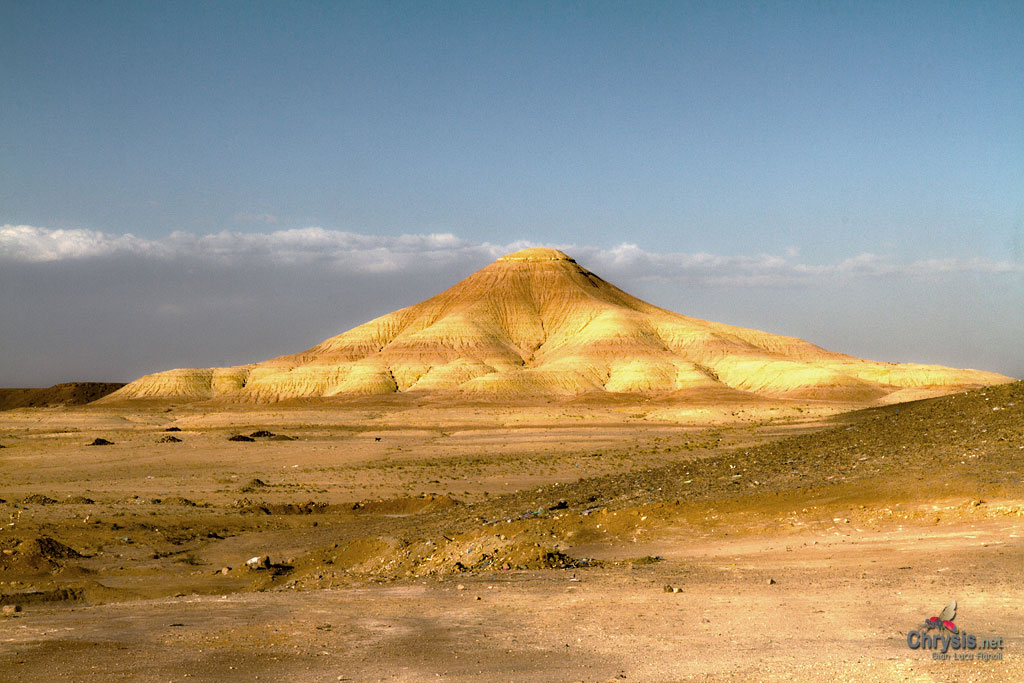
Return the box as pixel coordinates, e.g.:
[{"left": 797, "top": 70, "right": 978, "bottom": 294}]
[{"left": 1, "top": 2, "right": 1022, "bottom": 384}]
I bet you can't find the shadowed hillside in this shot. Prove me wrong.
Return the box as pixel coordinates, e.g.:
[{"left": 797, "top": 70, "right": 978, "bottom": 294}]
[{"left": 0, "top": 383, "right": 125, "bottom": 411}]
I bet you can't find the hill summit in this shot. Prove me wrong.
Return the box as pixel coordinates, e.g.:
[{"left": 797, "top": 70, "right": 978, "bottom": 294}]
[{"left": 105, "top": 247, "right": 1011, "bottom": 403}]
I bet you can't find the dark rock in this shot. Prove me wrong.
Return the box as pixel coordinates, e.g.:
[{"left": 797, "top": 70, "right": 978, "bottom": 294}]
[{"left": 22, "top": 494, "right": 57, "bottom": 505}]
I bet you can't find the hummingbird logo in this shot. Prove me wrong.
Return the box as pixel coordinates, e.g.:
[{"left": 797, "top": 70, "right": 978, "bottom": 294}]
[{"left": 921, "top": 599, "right": 958, "bottom": 634}]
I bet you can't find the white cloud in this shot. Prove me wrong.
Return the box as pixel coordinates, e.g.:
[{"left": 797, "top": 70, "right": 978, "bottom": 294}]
[
  {"left": 0, "top": 225, "right": 160, "bottom": 262},
  {"left": 2, "top": 224, "right": 1021, "bottom": 286}
]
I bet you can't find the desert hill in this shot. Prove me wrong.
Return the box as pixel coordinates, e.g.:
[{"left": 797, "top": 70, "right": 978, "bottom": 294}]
[
  {"left": 103, "top": 248, "right": 1011, "bottom": 403},
  {"left": 0, "top": 383, "right": 125, "bottom": 411}
]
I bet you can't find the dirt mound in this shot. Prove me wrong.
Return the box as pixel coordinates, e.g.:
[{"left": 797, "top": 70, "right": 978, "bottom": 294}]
[
  {"left": 158, "top": 496, "right": 197, "bottom": 506},
  {"left": 0, "top": 587, "right": 85, "bottom": 607},
  {"left": 21, "top": 494, "right": 57, "bottom": 505},
  {"left": 291, "top": 529, "right": 587, "bottom": 588},
  {"left": 236, "top": 500, "right": 329, "bottom": 515},
  {"left": 231, "top": 494, "right": 461, "bottom": 517},
  {"left": 352, "top": 494, "right": 462, "bottom": 516},
  {"left": 0, "top": 536, "right": 83, "bottom": 576},
  {"left": 29, "top": 536, "right": 82, "bottom": 560},
  {"left": 332, "top": 538, "right": 396, "bottom": 568},
  {"left": 240, "top": 478, "right": 268, "bottom": 493},
  {"left": 281, "top": 538, "right": 401, "bottom": 587},
  {"left": 418, "top": 539, "right": 581, "bottom": 574},
  {"left": 0, "top": 382, "right": 125, "bottom": 410}
]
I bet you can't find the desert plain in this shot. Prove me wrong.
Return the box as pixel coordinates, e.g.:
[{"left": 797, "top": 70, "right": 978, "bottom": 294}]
[{"left": 0, "top": 383, "right": 1021, "bottom": 682}]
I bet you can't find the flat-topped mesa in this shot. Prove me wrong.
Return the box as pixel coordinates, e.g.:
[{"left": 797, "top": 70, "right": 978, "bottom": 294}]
[
  {"left": 498, "top": 247, "right": 576, "bottom": 262},
  {"left": 103, "top": 249, "right": 1014, "bottom": 403}
]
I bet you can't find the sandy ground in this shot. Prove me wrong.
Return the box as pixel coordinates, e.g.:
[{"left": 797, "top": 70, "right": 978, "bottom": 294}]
[{"left": 1, "top": 387, "right": 1021, "bottom": 681}]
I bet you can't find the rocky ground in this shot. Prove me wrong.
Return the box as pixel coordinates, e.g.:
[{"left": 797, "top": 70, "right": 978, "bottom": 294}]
[{"left": 0, "top": 384, "right": 1021, "bottom": 681}]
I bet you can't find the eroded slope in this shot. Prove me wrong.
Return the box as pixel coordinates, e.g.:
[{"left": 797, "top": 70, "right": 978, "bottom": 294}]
[{"left": 105, "top": 248, "right": 1011, "bottom": 403}]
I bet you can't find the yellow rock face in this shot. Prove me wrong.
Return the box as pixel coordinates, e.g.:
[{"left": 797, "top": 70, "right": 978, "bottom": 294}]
[{"left": 105, "top": 248, "right": 1013, "bottom": 403}]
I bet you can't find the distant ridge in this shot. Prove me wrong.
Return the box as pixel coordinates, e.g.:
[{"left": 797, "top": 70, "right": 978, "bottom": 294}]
[
  {"left": 103, "top": 248, "right": 1012, "bottom": 404},
  {"left": 0, "top": 383, "right": 126, "bottom": 410}
]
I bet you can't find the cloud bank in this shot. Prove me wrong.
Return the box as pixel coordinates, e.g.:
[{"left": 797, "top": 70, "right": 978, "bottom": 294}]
[
  {"left": 3, "top": 224, "right": 1021, "bottom": 287},
  {"left": 1, "top": 224, "right": 1021, "bottom": 386}
]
